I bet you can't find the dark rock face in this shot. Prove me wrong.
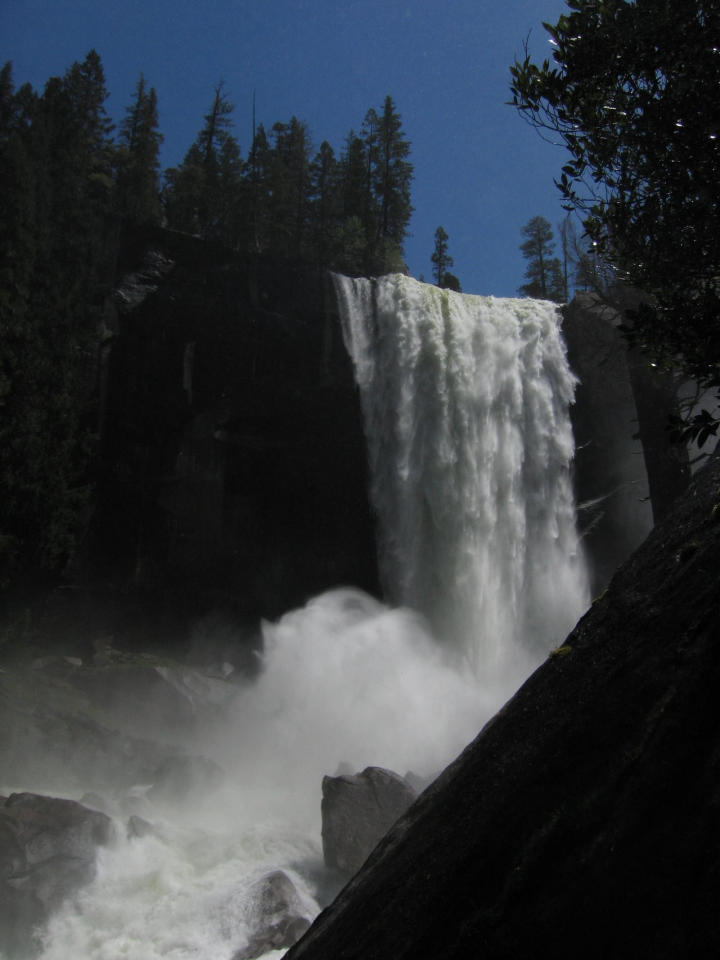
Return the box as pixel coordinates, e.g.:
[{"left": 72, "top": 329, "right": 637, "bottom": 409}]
[
  {"left": 232, "top": 870, "right": 311, "bottom": 960},
  {"left": 286, "top": 455, "right": 720, "bottom": 960},
  {"left": 563, "top": 294, "right": 689, "bottom": 594},
  {"left": 321, "top": 767, "right": 417, "bottom": 877},
  {"left": 0, "top": 793, "right": 113, "bottom": 958},
  {"left": 85, "top": 228, "right": 379, "bottom": 648},
  {"left": 563, "top": 295, "right": 653, "bottom": 594}
]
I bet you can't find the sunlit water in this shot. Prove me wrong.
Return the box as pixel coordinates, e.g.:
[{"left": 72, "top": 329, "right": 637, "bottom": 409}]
[
  {"left": 334, "top": 274, "right": 588, "bottom": 678},
  {"left": 29, "top": 276, "right": 588, "bottom": 960}
]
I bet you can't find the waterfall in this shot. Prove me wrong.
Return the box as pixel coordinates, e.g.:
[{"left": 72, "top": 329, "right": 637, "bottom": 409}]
[
  {"left": 334, "top": 273, "right": 589, "bottom": 680},
  {"left": 29, "top": 273, "right": 590, "bottom": 960}
]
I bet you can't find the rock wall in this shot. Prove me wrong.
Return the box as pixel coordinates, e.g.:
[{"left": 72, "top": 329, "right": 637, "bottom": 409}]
[
  {"left": 87, "top": 228, "right": 378, "bottom": 648},
  {"left": 563, "top": 293, "right": 688, "bottom": 595}
]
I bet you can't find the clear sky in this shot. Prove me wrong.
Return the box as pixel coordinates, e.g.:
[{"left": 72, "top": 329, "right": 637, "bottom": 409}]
[{"left": 1, "top": 0, "right": 573, "bottom": 297}]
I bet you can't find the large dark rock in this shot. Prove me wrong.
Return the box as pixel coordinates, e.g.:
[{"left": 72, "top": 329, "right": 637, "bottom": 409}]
[
  {"left": 321, "top": 767, "right": 417, "bottom": 877},
  {"left": 0, "top": 793, "right": 113, "bottom": 958},
  {"left": 232, "top": 870, "right": 311, "bottom": 960},
  {"left": 84, "top": 228, "right": 379, "bottom": 648},
  {"left": 563, "top": 293, "right": 690, "bottom": 593},
  {"left": 285, "top": 455, "right": 720, "bottom": 960}
]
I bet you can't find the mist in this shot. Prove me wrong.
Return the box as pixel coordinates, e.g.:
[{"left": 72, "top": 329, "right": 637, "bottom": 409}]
[{"left": 28, "top": 587, "right": 518, "bottom": 960}]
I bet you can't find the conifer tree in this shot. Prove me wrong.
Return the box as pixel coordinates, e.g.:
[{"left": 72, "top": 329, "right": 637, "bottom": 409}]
[
  {"left": 337, "top": 130, "right": 370, "bottom": 272},
  {"left": 267, "top": 116, "right": 312, "bottom": 258},
  {"left": 116, "top": 74, "right": 163, "bottom": 225},
  {"left": 369, "top": 95, "right": 413, "bottom": 273},
  {"left": 163, "top": 82, "right": 243, "bottom": 244},
  {"left": 309, "top": 140, "right": 341, "bottom": 268},
  {"left": 518, "top": 216, "right": 564, "bottom": 301},
  {"left": 246, "top": 122, "right": 272, "bottom": 253},
  {"left": 431, "top": 226, "right": 457, "bottom": 288},
  {"left": 0, "top": 51, "right": 116, "bottom": 581}
]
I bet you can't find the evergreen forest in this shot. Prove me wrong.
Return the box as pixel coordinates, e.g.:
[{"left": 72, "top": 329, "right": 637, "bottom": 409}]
[{"left": 0, "top": 50, "right": 414, "bottom": 588}]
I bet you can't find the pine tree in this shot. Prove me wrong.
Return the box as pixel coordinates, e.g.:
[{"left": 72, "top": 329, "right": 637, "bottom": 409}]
[
  {"left": 163, "top": 82, "right": 243, "bottom": 244},
  {"left": 518, "top": 216, "right": 564, "bottom": 301},
  {"left": 309, "top": 140, "right": 341, "bottom": 268},
  {"left": 0, "top": 51, "right": 116, "bottom": 580},
  {"left": 116, "top": 74, "right": 163, "bottom": 225},
  {"left": 368, "top": 96, "right": 413, "bottom": 273},
  {"left": 246, "top": 122, "right": 272, "bottom": 253},
  {"left": 267, "top": 116, "right": 312, "bottom": 258},
  {"left": 431, "top": 226, "right": 456, "bottom": 288},
  {"left": 337, "top": 130, "right": 370, "bottom": 272}
]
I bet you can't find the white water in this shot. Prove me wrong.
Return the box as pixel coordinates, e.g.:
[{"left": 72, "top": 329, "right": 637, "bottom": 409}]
[
  {"left": 334, "top": 274, "right": 588, "bottom": 680},
  {"left": 32, "top": 275, "right": 589, "bottom": 960}
]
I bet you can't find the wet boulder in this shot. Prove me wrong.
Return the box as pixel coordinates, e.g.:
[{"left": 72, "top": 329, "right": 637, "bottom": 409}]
[
  {"left": 233, "top": 870, "right": 312, "bottom": 960},
  {"left": 321, "top": 767, "right": 417, "bottom": 877},
  {"left": 0, "top": 793, "right": 114, "bottom": 958}
]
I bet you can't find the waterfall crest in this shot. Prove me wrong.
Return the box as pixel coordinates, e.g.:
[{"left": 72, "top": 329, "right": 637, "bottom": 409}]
[{"left": 333, "top": 273, "right": 589, "bottom": 678}]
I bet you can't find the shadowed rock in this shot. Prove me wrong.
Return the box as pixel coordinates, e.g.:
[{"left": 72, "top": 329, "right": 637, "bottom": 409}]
[
  {"left": 321, "top": 767, "right": 417, "bottom": 877},
  {"left": 233, "top": 870, "right": 311, "bottom": 960},
  {"left": 0, "top": 793, "right": 113, "bottom": 958}
]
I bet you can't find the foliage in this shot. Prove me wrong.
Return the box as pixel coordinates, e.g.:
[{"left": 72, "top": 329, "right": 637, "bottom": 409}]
[
  {"left": 116, "top": 74, "right": 163, "bottom": 224},
  {"left": 368, "top": 96, "right": 414, "bottom": 273},
  {"left": 518, "top": 216, "right": 564, "bottom": 301},
  {"left": 163, "top": 82, "right": 244, "bottom": 245},
  {"left": 162, "top": 90, "right": 414, "bottom": 276},
  {"left": 510, "top": 0, "right": 720, "bottom": 442},
  {"left": 430, "top": 226, "right": 461, "bottom": 290},
  {"left": 0, "top": 52, "right": 115, "bottom": 581},
  {"left": 431, "top": 226, "right": 451, "bottom": 286},
  {"left": 0, "top": 55, "right": 416, "bottom": 590}
]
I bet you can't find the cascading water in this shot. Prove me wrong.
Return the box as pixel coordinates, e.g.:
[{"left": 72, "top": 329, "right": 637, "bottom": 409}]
[
  {"left": 26, "top": 273, "right": 589, "bottom": 960},
  {"left": 334, "top": 273, "right": 589, "bottom": 681}
]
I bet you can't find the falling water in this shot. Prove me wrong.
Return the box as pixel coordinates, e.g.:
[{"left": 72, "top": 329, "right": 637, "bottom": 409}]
[
  {"left": 334, "top": 273, "right": 589, "bottom": 680},
  {"left": 25, "top": 273, "right": 589, "bottom": 960}
]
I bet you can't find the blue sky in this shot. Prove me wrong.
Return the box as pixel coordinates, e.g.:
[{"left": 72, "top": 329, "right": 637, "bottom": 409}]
[{"left": 1, "top": 0, "right": 572, "bottom": 296}]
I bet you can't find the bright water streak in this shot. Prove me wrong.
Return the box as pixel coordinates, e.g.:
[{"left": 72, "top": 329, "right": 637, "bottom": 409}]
[{"left": 334, "top": 273, "right": 589, "bottom": 681}]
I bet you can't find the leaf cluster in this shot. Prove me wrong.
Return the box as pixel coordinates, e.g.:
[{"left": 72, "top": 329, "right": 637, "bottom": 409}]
[{"left": 510, "top": 0, "right": 720, "bottom": 440}]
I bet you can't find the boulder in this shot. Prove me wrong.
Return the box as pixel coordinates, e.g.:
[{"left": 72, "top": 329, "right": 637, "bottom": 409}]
[
  {"left": 321, "top": 767, "right": 417, "bottom": 876},
  {"left": 0, "top": 793, "right": 113, "bottom": 958},
  {"left": 232, "top": 870, "right": 311, "bottom": 960}
]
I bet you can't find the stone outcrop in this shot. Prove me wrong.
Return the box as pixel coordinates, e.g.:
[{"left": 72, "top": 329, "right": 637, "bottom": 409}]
[
  {"left": 321, "top": 767, "right": 417, "bottom": 877},
  {"left": 285, "top": 454, "right": 720, "bottom": 960},
  {"left": 0, "top": 793, "right": 113, "bottom": 958},
  {"left": 232, "top": 870, "right": 311, "bottom": 960},
  {"left": 563, "top": 293, "right": 690, "bottom": 593},
  {"left": 85, "top": 228, "right": 379, "bottom": 649}
]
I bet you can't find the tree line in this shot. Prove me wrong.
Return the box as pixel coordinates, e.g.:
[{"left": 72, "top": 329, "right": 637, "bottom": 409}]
[
  {"left": 0, "top": 49, "right": 414, "bottom": 586},
  {"left": 517, "top": 214, "right": 610, "bottom": 303},
  {"left": 162, "top": 83, "right": 414, "bottom": 276}
]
